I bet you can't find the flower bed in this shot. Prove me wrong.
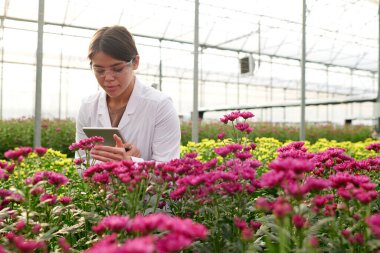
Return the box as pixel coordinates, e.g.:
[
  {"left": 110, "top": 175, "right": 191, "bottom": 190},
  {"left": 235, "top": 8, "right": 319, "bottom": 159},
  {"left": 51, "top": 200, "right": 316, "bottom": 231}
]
[{"left": 1, "top": 111, "right": 380, "bottom": 252}]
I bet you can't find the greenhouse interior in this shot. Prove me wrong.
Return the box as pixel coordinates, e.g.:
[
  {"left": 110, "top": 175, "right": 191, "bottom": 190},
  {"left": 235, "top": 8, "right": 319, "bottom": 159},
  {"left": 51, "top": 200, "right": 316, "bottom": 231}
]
[
  {"left": 1, "top": 0, "right": 379, "bottom": 125},
  {"left": 2, "top": 1, "right": 380, "bottom": 252}
]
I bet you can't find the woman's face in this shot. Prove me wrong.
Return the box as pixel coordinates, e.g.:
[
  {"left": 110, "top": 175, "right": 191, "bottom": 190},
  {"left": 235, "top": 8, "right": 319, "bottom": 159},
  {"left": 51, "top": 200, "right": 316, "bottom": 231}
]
[{"left": 91, "top": 51, "right": 139, "bottom": 99}]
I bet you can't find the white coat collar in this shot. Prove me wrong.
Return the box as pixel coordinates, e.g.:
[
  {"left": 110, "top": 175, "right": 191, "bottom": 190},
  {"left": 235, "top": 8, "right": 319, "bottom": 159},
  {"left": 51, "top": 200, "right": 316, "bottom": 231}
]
[{"left": 96, "top": 77, "right": 142, "bottom": 128}]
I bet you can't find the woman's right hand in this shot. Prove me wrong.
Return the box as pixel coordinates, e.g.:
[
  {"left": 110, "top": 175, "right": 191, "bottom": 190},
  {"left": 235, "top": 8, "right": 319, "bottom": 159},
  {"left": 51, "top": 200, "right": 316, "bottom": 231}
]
[{"left": 113, "top": 134, "right": 141, "bottom": 158}]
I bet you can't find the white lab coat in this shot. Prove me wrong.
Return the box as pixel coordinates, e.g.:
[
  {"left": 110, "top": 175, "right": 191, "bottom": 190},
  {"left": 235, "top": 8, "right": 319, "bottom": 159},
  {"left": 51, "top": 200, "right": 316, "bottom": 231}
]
[{"left": 75, "top": 78, "right": 181, "bottom": 162}]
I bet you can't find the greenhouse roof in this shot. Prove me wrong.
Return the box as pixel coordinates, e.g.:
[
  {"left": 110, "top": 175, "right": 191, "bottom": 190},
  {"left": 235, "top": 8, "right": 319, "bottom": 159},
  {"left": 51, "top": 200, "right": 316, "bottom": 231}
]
[{"left": 0, "top": 0, "right": 378, "bottom": 73}]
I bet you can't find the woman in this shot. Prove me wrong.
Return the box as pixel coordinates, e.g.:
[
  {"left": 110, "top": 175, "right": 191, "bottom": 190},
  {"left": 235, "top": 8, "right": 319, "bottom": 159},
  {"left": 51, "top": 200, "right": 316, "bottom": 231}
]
[{"left": 75, "top": 25, "right": 181, "bottom": 163}]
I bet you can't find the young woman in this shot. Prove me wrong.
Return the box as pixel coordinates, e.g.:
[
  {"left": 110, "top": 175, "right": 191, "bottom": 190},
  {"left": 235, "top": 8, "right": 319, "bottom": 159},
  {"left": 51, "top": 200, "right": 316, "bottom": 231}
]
[{"left": 75, "top": 26, "right": 181, "bottom": 163}]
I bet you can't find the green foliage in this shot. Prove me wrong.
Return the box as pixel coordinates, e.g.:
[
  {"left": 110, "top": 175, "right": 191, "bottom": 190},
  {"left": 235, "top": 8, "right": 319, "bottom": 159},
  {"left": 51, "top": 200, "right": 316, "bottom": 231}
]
[{"left": 0, "top": 119, "right": 76, "bottom": 159}]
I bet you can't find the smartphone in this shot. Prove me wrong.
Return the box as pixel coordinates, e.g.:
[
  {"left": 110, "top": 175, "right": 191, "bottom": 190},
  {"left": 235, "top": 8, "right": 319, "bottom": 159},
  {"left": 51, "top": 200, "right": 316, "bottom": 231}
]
[{"left": 82, "top": 127, "right": 125, "bottom": 146}]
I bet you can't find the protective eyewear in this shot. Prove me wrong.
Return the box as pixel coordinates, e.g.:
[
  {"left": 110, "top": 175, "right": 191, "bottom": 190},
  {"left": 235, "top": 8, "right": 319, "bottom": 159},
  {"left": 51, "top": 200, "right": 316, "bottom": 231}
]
[{"left": 92, "top": 58, "right": 134, "bottom": 78}]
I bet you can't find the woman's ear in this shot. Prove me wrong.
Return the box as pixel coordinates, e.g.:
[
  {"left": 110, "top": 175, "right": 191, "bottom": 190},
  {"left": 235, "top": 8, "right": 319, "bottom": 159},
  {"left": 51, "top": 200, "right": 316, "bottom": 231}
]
[{"left": 133, "top": 55, "right": 140, "bottom": 70}]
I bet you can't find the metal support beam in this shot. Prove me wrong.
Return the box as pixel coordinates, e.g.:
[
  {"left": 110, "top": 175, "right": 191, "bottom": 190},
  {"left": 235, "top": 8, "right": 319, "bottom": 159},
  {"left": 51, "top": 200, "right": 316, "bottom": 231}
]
[
  {"left": 192, "top": 0, "right": 199, "bottom": 142},
  {"left": 300, "top": 0, "right": 306, "bottom": 141},
  {"left": 33, "top": 0, "right": 44, "bottom": 148}
]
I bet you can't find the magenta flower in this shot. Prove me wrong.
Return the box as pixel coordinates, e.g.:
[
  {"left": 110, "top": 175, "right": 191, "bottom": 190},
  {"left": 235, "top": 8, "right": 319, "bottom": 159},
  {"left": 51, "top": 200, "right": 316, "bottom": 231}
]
[
  {"left": 366, "top": 142, "right": 380, "bottom": 153},
  {"left": 59, "top": 196, "right": 72, "bottom": 205},
  {"left": 14, "top": 220, "right": 26, "bottom": 231},
  {"left": 292, "top": 214, "right": 306, "bottom": 229},
  {"left": 309, "top": 235, "right": 319, "bottom": 248},
  {"left": 234, "top": 151, "right": 253, "bottom": 161},
  {"left": 69, "top": 136, "right": 104, "bottom": 151},
  {"left": 30, "top": 186, "right": 45, "bottom": 196},
  {"left": 58, "top": 238, "right": 71, "bottom": 253},
  {"left": 367, "top": 213, "right": 380, "bottom": 238},
  {"left": 240, "top": 111, "right": 254, "bottom": 119},
  {"left": 74, "top": 157, "right": 85, "bottom": 165},
  {"left": 341, "top": 229, "right": 351, "bottom": 239},
  {"left": 272, "top": 197, "right": 293, "bottom": 218},
  {"left": 4, "top": 147, "right": 33, "bottom": 161},
  {"left": 0, "top": 169, "right": 9, "bottom": 181},
  {"left": 121, "top": 236, "right": 156, "bottom": 253},
  {"left": 92, "top": 215, "right": 130, "bottom": 234},
  {"left": 170, "top": 185, "right": 187, "bottom": 200},
  {"left": 185, "top": 152, "right": 198, "bottom": 159},
  {"left": 235, "top": 122, "right": 250, "bottom": 132},
  {"left": 5, "top": 233, "right": 46, "bottom": 252},
  {"left": 34, "top": 147, "right": 48, "bottom": 156},
  {"left": 46, "top": 172, "right": 69, "bottom": 187},
  {"left": 32, "top": 224, "right": 42, "bottom": 234},
  {"left": 156, "top": 233, "right": 193, "bottom": 252},
  {"left": 40, "top": 193, "right": 57, "bottom": 205},
  {"left": 217, "top": 131, "right": 225, "bottom": 139},
  {"left": 214, "top": 147, "right": 231, "bottom": 157}
]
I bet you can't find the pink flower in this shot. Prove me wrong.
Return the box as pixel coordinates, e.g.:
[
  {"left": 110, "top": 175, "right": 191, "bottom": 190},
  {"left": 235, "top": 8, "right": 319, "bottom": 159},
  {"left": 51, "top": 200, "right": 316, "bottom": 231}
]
[
  {"left": 255, "top": 197, "right": 273, "bottom": 211},
  {"left": 121, "top": 236, "right": 155, "bottom": 253},
  {"left": 341, "top": 229, "right": 351, "bottom": 238},
  {"left": 292, "top": 215, "right": 306, "bottom": 229},
  {"left": 241, "top": 228, "right": 254, "bottom": 240},
  {"left": 58, "top": 238, "right": 71, "bottom": 253},
  {"left": 92, "top": 215, "right": 130, "bottom": 234},
  {"left": 74, "top": 158, "right": 85, "bottom": 165},
  {"left": 4, "top": 147, "right": 33, "bottom": 160},
  {"left": 84, "top": 234, "right": 118, "bottom": 253},
  {"left": 6, "top": 234, "right": 46, "bottom": 252},
  {"left": 59, "top": 196, "right": 72, "bottom": 205},
  {"left": 92, "top": 172, "right": 110, "bottom": 184},
  {"left": 34, "top": 147, "right": 48, "bottom": 155},
  {"left": 309, "top": 235, "right": 319, "bottom": 248},
  {"left": 366, "top": 213, "right": 380, "bottom": 238},
  {"left": 235, "top": 122, "right": 250, "bottom": 132},
  {"left": 217, "top": 131, "right": 225, "bottom": 139},
  {"left": 250, "top": 220, "right": 261, "bottom": 231},
  {"left": 214, "top": 147, "right": 231, "bottom": 157},
  {"left": 234, "top": 217, "right": 248, "bottom": 230},
  {"left": 30, "top": 186, "right": 45, "bottom": 196},
  {"left": 69, "top": 136, "right": 104, "bottom": 151},
  {"left": 240, "top": 111, "right": 254, "bottom": 119},
  {"left": 366, "top": 142, "right": 380, "bottom": 152},
  {"left": 15, "top": 220, "right": 26, "bottom": 231},
  {"left": 0, "top": 169, "right": 9, "bottom": 181},
  {"left": 234, "top": 151, "right": 253, "bottom": 161},
  {"left": 40, "top": 193, "right": 57, "bottom": 205},
  {"left": 32, "top": 224, "right": 42, "bottom": 234},
  {"left": 46, "top": 172, "right": 69, "bottom": 187},
  {"left": 272, "top": 197, "right": 292, "bottom": 218},
  {"left": 156, "top": 233, "right": 192, "bottom": 252},
  {"left": 185, "top": 152, "right": 198, "bottom": 159}
]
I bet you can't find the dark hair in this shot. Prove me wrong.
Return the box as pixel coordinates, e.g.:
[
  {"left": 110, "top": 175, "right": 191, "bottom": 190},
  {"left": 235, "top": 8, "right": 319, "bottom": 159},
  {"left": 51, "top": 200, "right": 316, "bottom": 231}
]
[{"left": 88, "top": 26, "right": 138, "bottom": 66}]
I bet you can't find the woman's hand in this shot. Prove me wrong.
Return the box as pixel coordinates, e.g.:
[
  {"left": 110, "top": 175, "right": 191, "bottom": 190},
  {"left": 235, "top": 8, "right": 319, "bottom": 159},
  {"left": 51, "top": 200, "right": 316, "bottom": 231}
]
[{"left": 90, "top": 134, "right": 141, "bottom": 162}]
